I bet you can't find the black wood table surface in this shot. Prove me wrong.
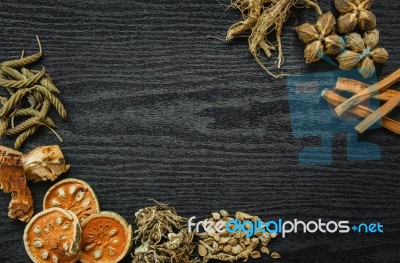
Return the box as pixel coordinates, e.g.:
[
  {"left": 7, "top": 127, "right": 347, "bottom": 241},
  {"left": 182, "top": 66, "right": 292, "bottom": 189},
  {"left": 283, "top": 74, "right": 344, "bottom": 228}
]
[{"left": 0, "top": 0, "right": 399, "bottom": 262}]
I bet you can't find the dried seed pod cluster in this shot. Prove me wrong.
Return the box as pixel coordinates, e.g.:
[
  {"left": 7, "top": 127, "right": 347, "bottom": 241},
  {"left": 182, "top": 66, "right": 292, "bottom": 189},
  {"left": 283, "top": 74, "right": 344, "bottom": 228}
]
[
  {"left": 337, "top": 29, "right": 388, "bottom": 78},
  {"left": 23, "top": 178, "right": 133, "bottom": 263},
  {"left": 296, "top": 12, "right": 345, "bottom": 63},
  {"left": 226, "top": 0, "right": 322, "bottom": 78},
  {"left": 197, "top": 211, "right": 280, "bottom": 262},
  {"left": 0, "top": 145, "right": 69, "bottom": 222},
  {"left": 132, "top": 201, "right": 198, "bottom": 263},
  {"left": 296, "top": 1, "right": 389, "bottom": 78},
  {"left": 0, "top": 36, "right": 67, "bottom": 150}
]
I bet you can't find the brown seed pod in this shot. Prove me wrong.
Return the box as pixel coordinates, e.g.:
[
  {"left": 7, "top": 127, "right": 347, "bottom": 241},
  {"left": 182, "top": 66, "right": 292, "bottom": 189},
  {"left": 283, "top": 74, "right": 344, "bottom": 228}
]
[
  {"left": 364, "top": 29, "right": 379, "bottom": 49},
  {"left": 43, "top": 178, "right": 100, "bottom": 223},
  {"left": 80, "top": 211, "right": 133, "bottom": 263},
  {"left": 336, "top": 50, "right": 362, "bottom": 70},
  {"left": 371, "top": 47, "right": 389, "bottom": 63},
  {"left": 337, "top": 12, "right": 358, "bottom": 34},
  {"left": 358, "top": 57, "right": 375, "bottom": 78},
  {"left": 334, "top": 0, "right": 357, "bottom": 13},
  {"left": 324, "top": 35, "right": 345, "bottom": 56},
  {"left": 315, "top": 12, "right": 336, "bottom": 36},
  {"left": 346, "top": 32, "right": 365, "bottom": 53},
  {"left": 23, "top": 207, "right": 81, "bottom": 263},
  {"left": 357, "top": 10, "right": 376, "bottom": 31},
  {"left": 295, "top": 23, "right": 318, "bottom": 44},
  {"left": 304, "top": 40, "right": 324, "bottom": 63}
]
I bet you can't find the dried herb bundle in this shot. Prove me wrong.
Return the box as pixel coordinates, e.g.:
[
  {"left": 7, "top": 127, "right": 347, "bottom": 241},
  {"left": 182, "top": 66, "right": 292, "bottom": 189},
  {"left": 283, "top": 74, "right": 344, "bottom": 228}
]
[
  {"left": 0, "top": 36, "right": 67, "bottom": 149},
  {"left": 133, "top": 201, "right": 198, "bottom": 263},
  {"left": 197, "top": 211, "right": 280, "bottom": 262},
  {"left": 226, "top": 0, "right": 322, "bottom": 78}
]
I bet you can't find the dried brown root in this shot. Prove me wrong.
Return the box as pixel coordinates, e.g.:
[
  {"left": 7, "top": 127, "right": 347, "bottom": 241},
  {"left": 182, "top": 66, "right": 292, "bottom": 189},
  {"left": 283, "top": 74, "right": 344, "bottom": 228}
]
[
  {"left": 0, "top": 146, "right": 34, "bottom": 222},
  {"left": 226, "top": 0, "right": 322, "bottom": 78}
]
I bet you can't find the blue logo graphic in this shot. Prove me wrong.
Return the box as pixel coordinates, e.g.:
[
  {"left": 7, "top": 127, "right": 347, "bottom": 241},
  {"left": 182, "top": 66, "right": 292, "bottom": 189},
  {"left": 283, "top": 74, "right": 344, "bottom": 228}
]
[{"left": 287, "top": 68, "right": 382, "bottom": 165}]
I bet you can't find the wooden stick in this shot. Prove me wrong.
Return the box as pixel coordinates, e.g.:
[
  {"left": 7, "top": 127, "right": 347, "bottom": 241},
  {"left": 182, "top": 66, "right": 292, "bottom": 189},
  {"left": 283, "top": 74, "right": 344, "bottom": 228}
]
[
  {"left": 321, "top": 89, "right": 400, "bottom": 135},
  {"left": 355, "top": 95, "right": 400, "bottom": 133},
  {"left": 335, "top": 77, "right": 400, "bottom": 103},
  {"left": 335, "top": 68, "right": 400, "bottom": 116}
]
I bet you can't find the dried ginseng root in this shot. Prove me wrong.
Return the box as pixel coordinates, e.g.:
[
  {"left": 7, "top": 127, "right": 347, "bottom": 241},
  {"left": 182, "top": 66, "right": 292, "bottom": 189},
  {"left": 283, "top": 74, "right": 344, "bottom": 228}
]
[
  {"left": 43, "top": 178, "right": 100, "bottom": 223},
  {"left": 21, "top": 145, "right": 70, "bottom": 182},
  {"left": 0, "top": 145, "right": 34, "bottom": 222},
  {"left": 23, "top": 207, "right": 81, "bottom": 263},
  {"left": 134, "top": 201, "right": 187, "bottom": 244},
  {"left": 80, "top": 211, "right": 133, "bottom": 263},
  {"left": 226, "top": 0, "right": 322, "bottom": 78},
  {"left": 133, "top": 201, "right": 198, "bottom": 263},
  {"left": 197, "top": 211, "right": 280, "bottom": 262}
]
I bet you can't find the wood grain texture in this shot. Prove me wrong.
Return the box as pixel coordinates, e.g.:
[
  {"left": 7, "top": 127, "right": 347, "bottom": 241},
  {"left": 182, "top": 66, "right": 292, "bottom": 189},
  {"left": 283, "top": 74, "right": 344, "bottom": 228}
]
[{"left": 0, "top": 0, "right": 399, "bottom": 262}]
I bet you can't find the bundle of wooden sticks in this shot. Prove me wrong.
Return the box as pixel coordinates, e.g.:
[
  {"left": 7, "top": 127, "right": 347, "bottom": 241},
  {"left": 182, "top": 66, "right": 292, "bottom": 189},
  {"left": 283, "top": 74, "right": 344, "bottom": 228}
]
[{"left": 322, "top": 69, "right": 400, "bottom": 134}]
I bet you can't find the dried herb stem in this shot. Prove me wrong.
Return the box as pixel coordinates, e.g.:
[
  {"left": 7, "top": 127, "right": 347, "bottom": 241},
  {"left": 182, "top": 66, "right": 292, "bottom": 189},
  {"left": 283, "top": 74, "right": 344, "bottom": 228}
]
[
  {"left": 14, "top": 126, "right": 38, "bottom": 150},
  {"left": 5, "top": 116, "right": 41, "bottom": 136},
  {"left": 0, "top": 35, "right": 42, "bottom": 68},
  {"left": 0, "top": 67, "right": 45, "bottom": 89},
  {"left": 34, "top": 85, "right": 67, "bottom": 120}
]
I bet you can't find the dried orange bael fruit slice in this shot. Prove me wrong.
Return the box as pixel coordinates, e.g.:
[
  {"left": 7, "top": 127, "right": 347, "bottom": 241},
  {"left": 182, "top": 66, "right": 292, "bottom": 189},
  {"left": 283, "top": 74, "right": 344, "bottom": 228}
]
[
  {"left": 80, "top": 211, "right": 133, "bottom": 263},
  {"left": 24, "top": 207, "right": 81, "bottom": 263},
  {"left": 43, "top": 178, "right": 100, "bottom": 223}
]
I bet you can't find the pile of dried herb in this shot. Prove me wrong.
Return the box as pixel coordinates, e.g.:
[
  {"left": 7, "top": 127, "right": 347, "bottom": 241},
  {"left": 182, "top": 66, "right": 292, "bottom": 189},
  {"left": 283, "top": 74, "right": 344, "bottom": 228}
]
[
  {"left": 197, "top": 211, "right": 280, "bottom": 262},
  {"left": 132, "top": 201, "right": 198, "bottom": 263},
  {"left": 296, "top": 0, "right": 389, "bottom": 78},
  {"left": 225, "top": 0, "right": 322, "bottom": 78},
  {"left": 0, "top": 36, "right": 67, "bottom": 149}
]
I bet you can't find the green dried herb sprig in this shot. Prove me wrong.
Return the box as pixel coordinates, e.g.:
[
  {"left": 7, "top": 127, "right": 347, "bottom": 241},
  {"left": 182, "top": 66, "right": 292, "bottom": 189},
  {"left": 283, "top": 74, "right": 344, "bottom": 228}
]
[{"left": 0, "top": 36, "right": 67, "bottom": 149}]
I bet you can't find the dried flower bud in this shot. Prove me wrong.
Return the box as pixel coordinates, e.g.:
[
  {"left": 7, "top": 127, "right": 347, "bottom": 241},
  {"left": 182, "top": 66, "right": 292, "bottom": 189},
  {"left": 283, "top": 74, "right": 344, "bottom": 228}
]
[
  {"left": 324, "top": 35, "right": 345, "bottom": 55},
  {"left": 334, "top": 0, "right": 357, "bottom": 13},
  {"left": 358, "top": 57, "right": 375, "bottom": 78},
  {"left": 371, "top": 47, "right": 389, "bottom": 63},
  {"left": 364, "top": 29, "right": 379, "bottom": 49},
  {"left": 346, "top": 32, "right": 365, "bottom": 53},
  {"left": 337, "top": 50, "right": 362, "bottom": 69},
  {"left": 357, "top": 10, "right": 376, "bottom": 31},
  {"left": 295, "top": 23, "right": 318, "bottom": 44},
  {"left": 315, "top": 12, "right": 336, "bottom": 37},
  {"left": 337, "top": 12, "right": 358, "bottom": 33},
  {"left": 304, "top": 40, "right": 324, "bottom": 63}
]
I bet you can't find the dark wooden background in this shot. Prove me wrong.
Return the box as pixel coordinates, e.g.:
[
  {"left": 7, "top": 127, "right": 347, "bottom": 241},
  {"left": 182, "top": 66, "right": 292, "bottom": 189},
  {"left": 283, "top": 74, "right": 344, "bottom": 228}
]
[{"left": 0, "top": 0, "right": 399, "bottom": 262}]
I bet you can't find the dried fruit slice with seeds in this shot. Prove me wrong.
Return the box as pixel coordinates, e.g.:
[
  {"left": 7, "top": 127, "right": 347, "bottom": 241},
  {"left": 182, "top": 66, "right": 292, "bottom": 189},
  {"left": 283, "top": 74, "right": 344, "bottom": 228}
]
[
  {"left": 80, "top": 211, "right": 133, "bottom": 263},
  {"left": 43, "top": 178, "right": 100, "bottom": 223},
  {"left": 23, "top": 207, "right": 81, "bottom": 263}
]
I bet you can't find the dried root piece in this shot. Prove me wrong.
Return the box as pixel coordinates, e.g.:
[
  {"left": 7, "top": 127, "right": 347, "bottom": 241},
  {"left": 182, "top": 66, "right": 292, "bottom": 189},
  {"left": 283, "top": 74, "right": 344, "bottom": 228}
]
[
  {"left": 134, "top": 201, "right": 187, "bottom": 244},
  {"left": 80, "top": 211, "right": 133, "bottom": 263},
  {"left": 23, "top": 207, "right": 81, "bottom": 263},
  {"left": 21, "top": 145, "right": 70, "bottom": 182},
  {"left": 197, "top": 210, "right": 280, "bottom": 262},
  {"left": 43, "top": 179, "right": 100, "bottom": 223},
  {"left": 0, "top": 146, "right": 34, "bottom": 222},
  {"left": 226, "top": 0, "right": 322, "bottom": 78},
  {"left": 133, "top": 201, "right": 198, "bottom": 263}
]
